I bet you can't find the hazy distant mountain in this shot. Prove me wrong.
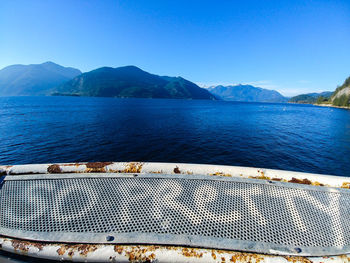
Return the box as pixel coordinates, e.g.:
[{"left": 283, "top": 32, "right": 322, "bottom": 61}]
[
  {"left": 207, "top": 84, "right": 288, "bottom": 103},
  {"left": 0, "top": 62, "right": 81, "bottom": 96},
  {"left": 289, "top": 91, "right": 333, "bottom": 104},
  {"left": 54, "top": 66, "right": 216, "bottom": 100}
]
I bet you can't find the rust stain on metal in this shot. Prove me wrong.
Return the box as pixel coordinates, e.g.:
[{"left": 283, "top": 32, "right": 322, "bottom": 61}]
[
  {"left": 311, "top": 181, "right": 325, "bottom": 187},
  {"left": 283, "top": 256, "right": 313, "bottom": 263},
  {"left": 85, "top": 162, "right": 112, "bottom": 173},
  {"left": 173, "top": 167, "right": 193, "bottom": 175},
  {"left": 181, "top": 247, "right": 203, "bottom": 258},
  {"left": 229, "top": 252, "right": 266, "bottom": 263},
  {"left": 149, "top": 169, "right": 193, "bottom": 175},
  {"left": 1, "top": 237, "right": 330, "bottom": 263},
  {"left": 11, "top": 240, "right": 29, "bottom": 253},
  {"left": 341, "top": 182, "right": 350, "bottom": 189},
  {"left": 85, "top": 162, "right": 113, "bottom": 173},
  {"left": 114, "top": 245, "right": 124, "bottom": 254},
  {"left": 113, "top": 245, "right": 157, "bottom": 262},
  {"left": 11, "top": 239, "right": 44, "bottom": 253},
  {"left": 56, "top": 244, "right": 98, "bottom": 257},
  {"left": 86, "top": 162, "right": 113, "bottom": 169},
  {"left": 247, "top": 172, "right": 326, "bottom": 188},
  {"left": 47, "top": 164, "right": 62, "bottom": 174},
  {"left": 211, "top": 172, "right": 232, "bottom": 177},
  {"left": 173, "top": 166, "right": 181, "bottom": 174},
  {"left": 338, "top": 255, "right": 350, "bottom": 261},
  {"left": 75, "top": 244, "right": 98, "bottom": 256},
  {"left": 122, "top": 162, "right": 144, "bottom": 173},
  {"left": 33, "top": 243, "right": 44, "bottom": 251},
  {"left": 249, "top": 175, "right": 271, "bottom": 180},
  {"left": 111, "top": 245, "right": 273, "bottom": 263},
  {"left": 248, "top": 170, "right": 271, "bottom": 181},
  {"left": 288, "top": 177, "right": 312, "bottom": 185},
  {"left": 57, "top": 245, "right": 66, "bottom": 256}
]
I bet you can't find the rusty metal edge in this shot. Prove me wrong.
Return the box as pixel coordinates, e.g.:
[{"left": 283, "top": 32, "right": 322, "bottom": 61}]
[
  {"left": 5, "top": 172, "right": 350, "bottom": 195},
  {"left": 1, "top": 162, "right": 350, "bottom": 189},
  {"left": 1, "top": 236, "right": 349, "bottom": 263}
]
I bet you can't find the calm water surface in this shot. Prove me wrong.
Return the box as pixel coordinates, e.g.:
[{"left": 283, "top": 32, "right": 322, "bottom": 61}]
[{"left": 1, "top": 96, "right": 350, "bottom": 176}]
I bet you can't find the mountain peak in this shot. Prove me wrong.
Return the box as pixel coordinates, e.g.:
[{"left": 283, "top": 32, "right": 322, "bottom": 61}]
[
  {"left": 119, "top": 65, "right": 141, "bottom": 70},
  {"left": 42, "top": 61, "right": 58, "bottom": 66}
]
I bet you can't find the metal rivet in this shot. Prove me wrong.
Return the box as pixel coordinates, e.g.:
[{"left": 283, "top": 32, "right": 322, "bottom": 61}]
[
  {"left": 106, "top": 235, "right": 115, "bottom": 242},
  {"left": 295, "top": 248, "right": 302, "bottom": 253}
]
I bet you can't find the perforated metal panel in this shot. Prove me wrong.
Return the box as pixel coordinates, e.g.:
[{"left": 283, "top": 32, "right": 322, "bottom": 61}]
[{"left": 1, "top": 173, "right": 350, "bottom": 256}]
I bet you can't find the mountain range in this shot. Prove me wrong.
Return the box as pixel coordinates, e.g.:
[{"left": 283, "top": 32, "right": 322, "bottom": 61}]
[
  {"left": 0, "top": 62, "right": 81, "bottom": 96},
  {"left": 207, "top": 84, "right": 288, "bottom": 103},
  {"left": 0, "top": 62, "right": 289, "bottom": 102},
  {"left": 289, "top": 76, "right": 350, "bottom": 107},
  {"left": 289, "top": 92, "right": 333, "bottom": 104},
  {"left": 54, "top": 66, "right": 216, "bottom": 100},
  {"left": 1, "top": 61, "right": 347, "bottom": 106}
]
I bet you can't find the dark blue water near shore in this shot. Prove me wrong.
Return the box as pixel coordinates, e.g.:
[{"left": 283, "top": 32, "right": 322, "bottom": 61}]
[{"left": 1, "top": 96, "right": 350, "bottom": 176}]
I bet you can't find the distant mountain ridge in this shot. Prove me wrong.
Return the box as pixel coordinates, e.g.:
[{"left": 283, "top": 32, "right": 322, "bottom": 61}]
[
  {"left": 3, "top": 61, "right": 346, "bottom": 106},
  {"left": 289, "top": 91, "right": 333, "bottom": 104},
  {"left": 0, "top": 62, "right": 81, "bottom": 96},
  {"left": 207, "top": 84, "right": 288, "bottom": 103},
  {"left": 54, "top": 66, "right": 216, "bottom": 100},
  {"left": 290, "top": 76, "right": 350, "bottom": 108}
]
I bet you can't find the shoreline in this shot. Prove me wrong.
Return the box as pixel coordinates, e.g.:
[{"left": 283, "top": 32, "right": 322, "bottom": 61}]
[
  {"left": 313, "top": 103, "right": 350, "bottom": 110},
  {"left": 288, "top": 102, "right": 350, "bottom": 110}
]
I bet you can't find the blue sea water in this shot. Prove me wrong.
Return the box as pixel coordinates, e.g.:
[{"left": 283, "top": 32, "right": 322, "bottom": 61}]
[{"left": 0, "top": 96, "right": 349, "bottom": 176}]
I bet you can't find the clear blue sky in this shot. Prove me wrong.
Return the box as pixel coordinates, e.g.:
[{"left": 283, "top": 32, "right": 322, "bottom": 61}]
[{"left": 0, "top": 0, "right": 349, "bottom": 96}]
